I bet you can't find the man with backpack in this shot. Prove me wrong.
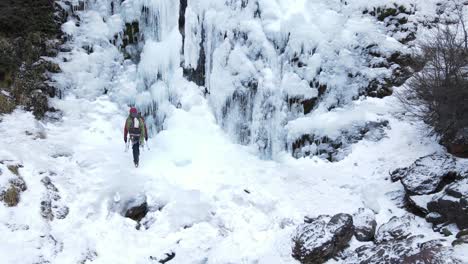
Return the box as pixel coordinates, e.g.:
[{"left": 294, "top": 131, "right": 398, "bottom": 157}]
[{"left": 124, "top": 107, "right": 148, "bottom": 167}]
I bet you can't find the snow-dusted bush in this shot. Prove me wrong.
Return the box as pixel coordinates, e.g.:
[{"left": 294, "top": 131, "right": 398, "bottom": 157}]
[{"left": 399, "top": 13, "right": 468, "bottom": 157}]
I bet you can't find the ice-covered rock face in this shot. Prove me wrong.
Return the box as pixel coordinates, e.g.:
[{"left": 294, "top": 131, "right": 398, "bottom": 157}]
[
  {"left": 59, "top": 0, "right": 436, "bottom": 159},
  {"left": 178, "top": 0, "right": 418, "bottom": 158}
]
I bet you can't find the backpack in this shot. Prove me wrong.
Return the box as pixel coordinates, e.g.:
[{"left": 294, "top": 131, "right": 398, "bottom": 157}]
[{"left": 127, "top": 117, "right": 144, "bottom": 136}]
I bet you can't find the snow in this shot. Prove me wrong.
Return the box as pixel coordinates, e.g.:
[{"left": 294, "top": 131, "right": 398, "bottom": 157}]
[
  {"left": 1, "top": 0, "right": 467, "bottom": 263},
  {"left": 409, "top": 194, "right": 433, "bottom": 211},
  {"left": 286, "top": 97, "right": 393, "bottom": 141},
  {"left": 0, "top": 97, "right": 451, "bottom": 262}
]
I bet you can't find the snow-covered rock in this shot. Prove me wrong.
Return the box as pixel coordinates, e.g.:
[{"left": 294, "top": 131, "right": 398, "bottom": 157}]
[
  {"left": 123, "top": 195, "right": 148, "bottom": 223},
  {"left": 391, "top": 153, "right": 459, "bottom": 195},
  {"left": 292, "top": 213, "right": 353, "bottom": 264},
  {"left": 0, "top": 162, "right": 26, "bottom": 207},
  {"left": 291, "top": 119, "right": 389, "bottom": 161},
  {"left": 353, "top": 208, "right": 377, "bottom": 242},
  {"left": 406, "top": 193, "right": 433, "bottom": 216},
  {"left": 350, "top": 215, "right": 461, "bottom": 263},
  {"left": 427, "top": 178, "right": 468, "bottom": 230},
  {"left": 453, "top": 229, "right": 468, "bottom": 246},
  {"left": 375, "top": 214, "right": 418, "bottom": 244},
  {"left": 351, "top": 237, "right": 458, "bottom": 264}
]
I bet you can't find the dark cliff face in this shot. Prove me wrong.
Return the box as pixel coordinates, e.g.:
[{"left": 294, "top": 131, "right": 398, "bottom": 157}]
[{"left": 0, "top": 0, "right": 63, "bottom": 118}]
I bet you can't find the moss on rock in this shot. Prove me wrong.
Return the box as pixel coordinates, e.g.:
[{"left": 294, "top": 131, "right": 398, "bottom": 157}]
[
  {"left": 2, "top": 187, "right": 20, "bottom": 207},
  {"left": 0, "top": 93, "right": 16, "bottom": 114},
  {"left": 7, "top": 164, "right": 21, "bottom": 176},
  {"left": 0, "top": 0, "right": 63, "bottom": 119}
]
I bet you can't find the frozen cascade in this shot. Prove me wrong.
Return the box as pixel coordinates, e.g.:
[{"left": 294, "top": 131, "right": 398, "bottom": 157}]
[{"left": 62, "top": 0, "right": 420, "bottom": 159}]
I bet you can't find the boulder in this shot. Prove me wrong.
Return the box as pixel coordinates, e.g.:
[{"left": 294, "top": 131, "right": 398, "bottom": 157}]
[
  {"left": 353, "top": 235, "right": 422, "bottom": 264},
  {"left": 291, "top": 120, "right": 389, "bottom": 161},
  {"left": 375, "top": 215, "right": 416, "bottom": 244},
  {"left": 403, "top": 240, "right": 456, "bottom": 263},
  {"left": 406, "top": 194, "right": 433, "bottom": 216},
  {"left": 427, "top": 178, "right": 468, "bottom": 230},
  {"left": 123, "top": 195, "right": 149, "bottom": 223},
  {"left": 2, "top": 186, "right": 20, "bottom": 207},
  {"left": 350, "top": 215, "right": 459, "bottom": 263},
  {"left": 0, "top": 164, "right": 27, "bottom": 207},
  {"left": 125, "top": 202, "right": 148, "bottom": 222},
  {"left": 390, "top": 154, "right": 459, "bottom": 195},
  {"left": 353, "top": 208, "right": 377, "bottom": 242},
  {"left": 292, "top": 213, "right": 354, "bottom": 264},
  {"left": 353, "top": 237, "right": 457, "bottom": 264},
  {"left": 40, "top": 176, "right": 69, "bottom": 221},
  {"left": 425, "top": 212, "right": 446, "bottom": 226},
  {"left": 452, "top": 229, "right": 468, "bottom": 246}
]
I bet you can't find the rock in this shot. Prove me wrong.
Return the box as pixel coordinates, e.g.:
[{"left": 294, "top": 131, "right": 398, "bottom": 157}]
[
  {"left": 2, "top": 186, "right": 20, "bottom": 207},
  {"left": 0, "top": 93, "right": 16, "bottom": 114},
  {"left": 385, "top": 189, "right": 406, "bottom": 208},
  {"left": 427, "top": 178, "right": 468, "bottom": 230},
  {"left": 456, "top": 229, "right": 468, "bottom": 238},
  {"left": 402, "top": 239, "right": 455, "bottom": 263},
  {"left": 124, "top": 196, "right": 149, "bottom": 223},
  {"left": 55, "top": 206, "right": 69, "bottom": 220},
  {"left": 43, "top": 61, "right": 61, "bottom": 73},
  {"left": 0, "top": 167, "right": 27, "bottom": 207},
  {"left": 452, "top": 230, "right": 468, "bottom": 246},
  {"left": 391, "top": 154, "right": 468, "bottom": 230},
  {"left": 353, "top": 235, "right": 422, "bottom": 264},
  {"left": 9, "top": 176, "right": 27, "bottom": 192},
  {"left": 406, "top": 193, "right": 433, "bottom": 216},
  {"left": 391, "top": 153, "right": 459, "bottom": 195},
  {"left": 0, "top": 0, "right": 63, "bottom": 119},
  {"left": 446, "top": 128, "right": 468, "bottom": 158},
  {"left": 426, "top": 212, "right": 446, "bottom": 226},
  {"left": 452, "top": 235, "right": 468, "bottom": 246},
  {"left": 353, "top": 208, "right": 377, "bottom": 242},
  {"left": 40, "top": 176, "right": 69, "bottom": 221},
  {"left": 441, "top": 227, "right": 453, "bottom": 237},
  {"left": 390, "top": 167, "right": 407, "bottom": 182},
  {"left": 292, "top": 213, "right": 354, "bottom": 264},
  {"left": 7, "top": 164, "right": 22, "bottom": 176},
  {"left": 291, "top": 120, "right": 389, "bottom": 161},
  {"left": 149, "top": 252, "right": 176, "bottom": 264},
  {"left": 351, "top": 236, "right": 458, "bottom": 264},
  {"left": 41, "top": 176, "right": 59, "bottom": 193},
  {"left": 40, "top": 200, "right": 53, "bottom": 221},
  {"left": 375, "top": 215, "right": 416, "bottom": 244},
  {"left": 79, "top": 249, "right": 98, "bottom": 264}
]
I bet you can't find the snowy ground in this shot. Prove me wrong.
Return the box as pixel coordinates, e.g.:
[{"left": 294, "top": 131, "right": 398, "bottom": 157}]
[{"left": 1, "top": 88, "right": 463, "bottom": 263}]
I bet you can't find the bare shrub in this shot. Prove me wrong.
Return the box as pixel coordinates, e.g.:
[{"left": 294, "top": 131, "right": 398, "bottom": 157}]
[{"left": 398, "top": 7, "right": 468, "bottom": 157}]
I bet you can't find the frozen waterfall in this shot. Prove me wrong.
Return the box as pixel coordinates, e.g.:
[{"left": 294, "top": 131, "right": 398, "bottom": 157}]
[{"left": 62, "top": 0, "right": 415, "bottom": 160}]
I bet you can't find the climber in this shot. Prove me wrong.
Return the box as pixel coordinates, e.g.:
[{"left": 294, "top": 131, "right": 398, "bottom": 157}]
[{"left": 124, "top": 107, "right": 148, "bottom": 168}]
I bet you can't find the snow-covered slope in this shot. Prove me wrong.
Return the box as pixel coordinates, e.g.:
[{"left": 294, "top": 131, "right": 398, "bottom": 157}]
[{"left": 1, "top": 0, "right": 467, "bottom": 263}]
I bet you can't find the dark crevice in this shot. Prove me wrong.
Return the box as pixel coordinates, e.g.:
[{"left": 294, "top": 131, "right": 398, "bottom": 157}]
[
  {"left": 183, "top": 21, "right": 206, "bottom": 87},
  {"left": 178, "top": 0, "right": 187, "bottom": 48}
]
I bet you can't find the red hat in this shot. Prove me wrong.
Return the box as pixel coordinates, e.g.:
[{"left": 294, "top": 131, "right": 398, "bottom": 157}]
[{"left": 129, "top": 107, "right": 137, "bottom": 114}]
